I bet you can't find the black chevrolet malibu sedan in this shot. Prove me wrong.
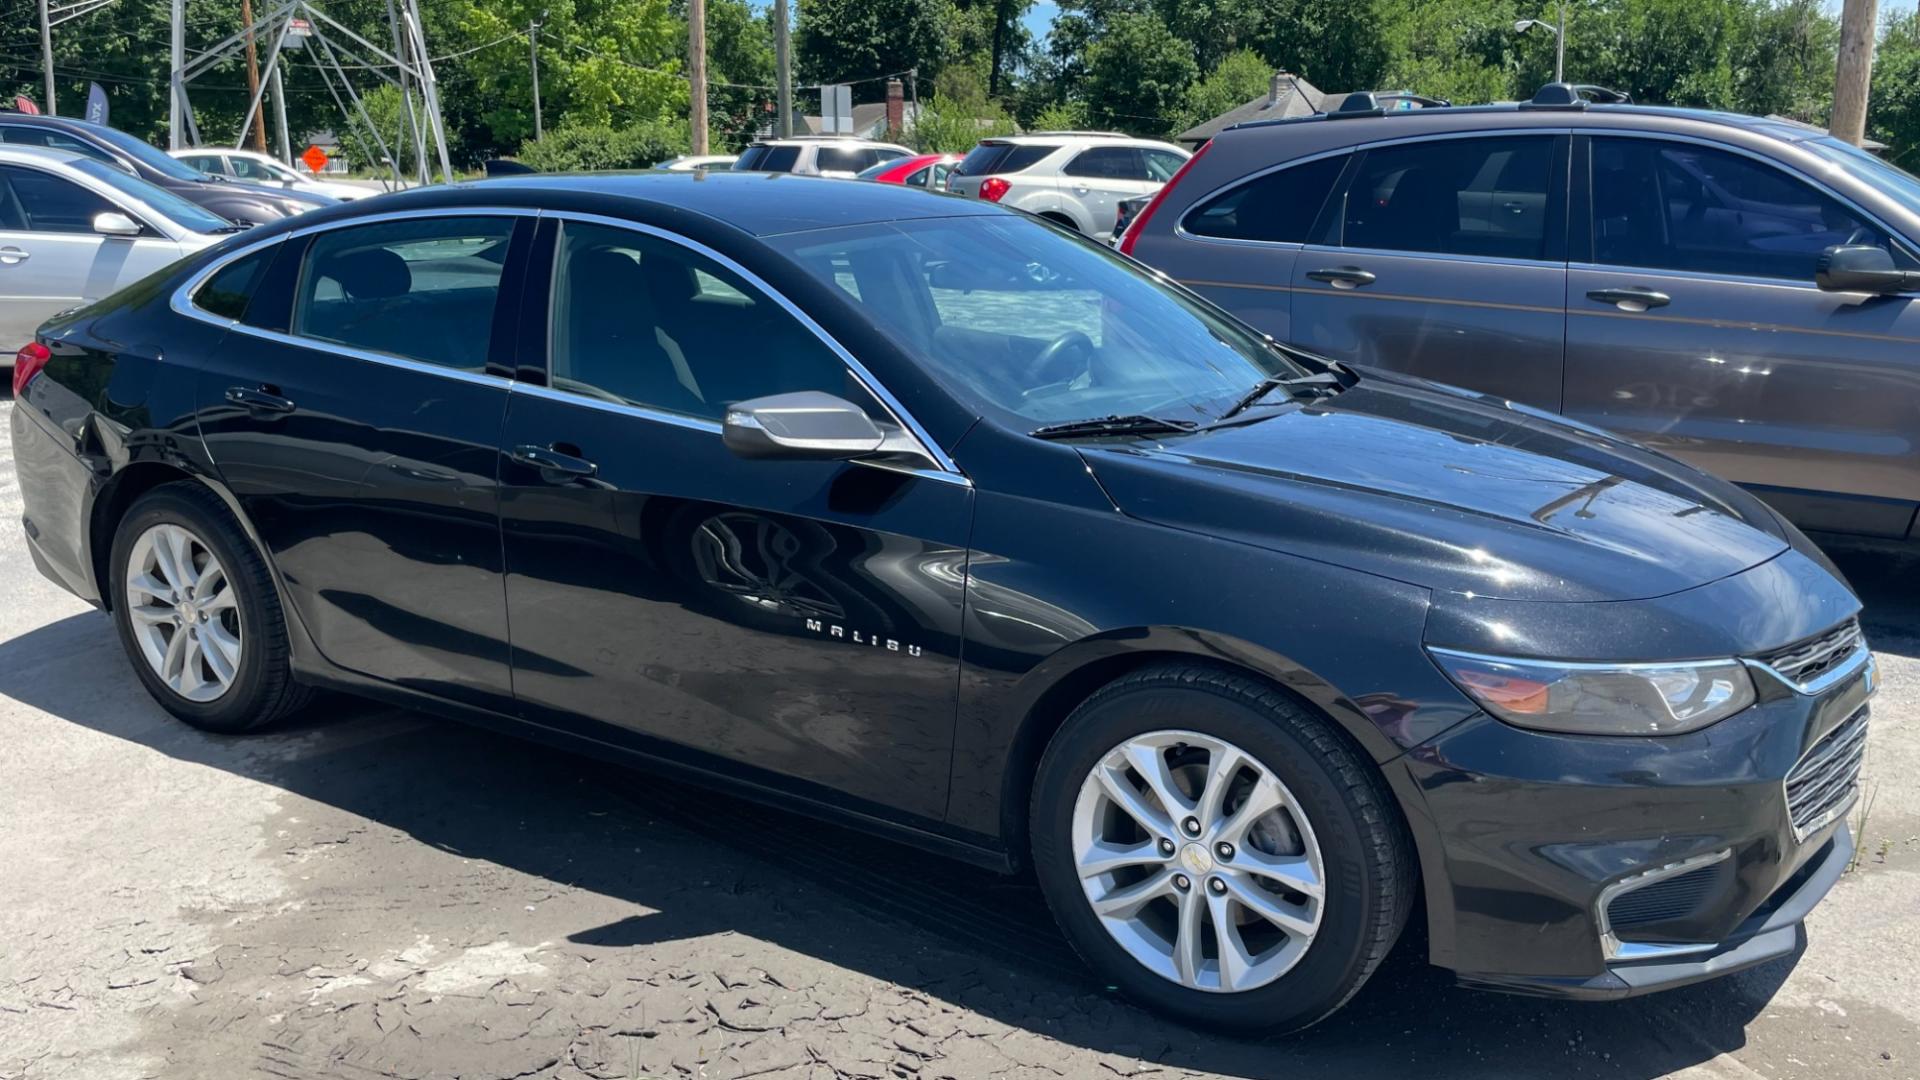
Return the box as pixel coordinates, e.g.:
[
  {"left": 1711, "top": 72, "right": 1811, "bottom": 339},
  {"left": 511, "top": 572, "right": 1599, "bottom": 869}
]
[{"left": 11, "top": 173, "right": 1875, "bottom": 1031}]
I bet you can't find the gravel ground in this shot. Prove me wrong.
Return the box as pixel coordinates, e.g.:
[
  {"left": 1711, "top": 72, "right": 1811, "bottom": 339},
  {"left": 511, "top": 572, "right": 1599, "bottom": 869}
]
[{"left": 0, "top": 394, "right": 1915, "bottom": 1080}]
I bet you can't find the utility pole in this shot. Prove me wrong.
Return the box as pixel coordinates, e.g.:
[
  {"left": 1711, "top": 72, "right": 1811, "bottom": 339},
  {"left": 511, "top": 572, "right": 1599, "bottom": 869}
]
[
  {"left": 241, "top": 0, "right": 267, "bottom": 151},
  {"left": 529, "top": 16, "right": 543, "bottom": 139},
  {"left": 688, "top": 0, "right": 708, "bottom": 153},
  {"left": 385, "top": 0, "right": 425, "bottom": 183},
  {"left": 37, "top": 0, "right": 56, "bottom": 114},
  {"left": 1833, "top": 0, "right": 1879, "bottom": 146},
  {"left": 270, "top": 62, "right": 291, "bottom": 164},
  {"left": 168, "top": 0, "right": 185, "bottom": 144},
  {"left": 774, "top": 0, "right": 791, "bottom": 137}
]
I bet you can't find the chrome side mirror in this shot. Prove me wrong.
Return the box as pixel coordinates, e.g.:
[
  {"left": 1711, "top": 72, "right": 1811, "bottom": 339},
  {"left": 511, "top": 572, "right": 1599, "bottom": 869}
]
[
  {"left": 92, "top": 212, "right": 142, "bottom": 237},
  {"left": 1817, "top": 244, "right": 1919, "bottom": 294},
  {"left": 722, "top": 391, "right": 886, "bottom": 461}
]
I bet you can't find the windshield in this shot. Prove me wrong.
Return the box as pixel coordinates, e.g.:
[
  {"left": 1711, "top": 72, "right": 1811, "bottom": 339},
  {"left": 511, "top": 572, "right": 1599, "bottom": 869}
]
[
  {"left": 1807, "top": 137, "right": 1920, "bottom": 219},
  {"left": 83, "top": 123, "right": 209, "bottom": 182},
  {"left": 769, "top": 215, "right": 1305, "bottom": 427},
  {"left": 71, "top": 158, "right": 232, "bottom": 233}
]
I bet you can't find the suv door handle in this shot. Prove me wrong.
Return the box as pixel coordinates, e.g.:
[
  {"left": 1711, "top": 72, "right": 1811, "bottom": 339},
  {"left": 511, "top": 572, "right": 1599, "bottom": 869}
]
[
  {"left": 1306, "top": 266, "right": 1377, "bottom": 289},
  {"left": 225, "top": 385, "right": 295, "bottom": 413},
  {"left": 510, "top": 443, "right": 598, "bottom": 478},
  {"left": 0, "top": 246, "right": 29, "bottom": 265},
  {"left": 1587, "top": 287, "right": 1671, "bottom": 311}
]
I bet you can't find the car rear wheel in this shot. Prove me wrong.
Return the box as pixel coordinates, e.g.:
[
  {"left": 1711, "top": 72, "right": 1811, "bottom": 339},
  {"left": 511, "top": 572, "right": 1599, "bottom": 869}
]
[
  {"left": 109, "top": 482, "right": 312, "bottom": 732},
  {"left": 1031, "top": 663, "right": 1413, "bottom": 1031}
]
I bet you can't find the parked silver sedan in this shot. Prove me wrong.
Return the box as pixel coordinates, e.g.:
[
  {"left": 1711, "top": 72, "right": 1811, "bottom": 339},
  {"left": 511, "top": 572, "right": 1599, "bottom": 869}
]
[{"left": 2, "top": 145, "right": 237, "bottom": 355}]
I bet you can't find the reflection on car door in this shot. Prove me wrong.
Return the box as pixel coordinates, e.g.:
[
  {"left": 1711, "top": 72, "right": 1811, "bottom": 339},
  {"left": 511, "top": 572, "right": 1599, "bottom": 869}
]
[
  {"left": 0, "top": 163, "right": 185, "bottom": 345},
  {"left": 1288, "top": 134, "right": 1569, "bottom": 410},
  {"left": 497, "top": 218, "right": 971, "bottom": 820},
  {"left": 1565, "top": 135, "right": 1920, "bottom": 537},
  {"left": 194, "top": 213, "right": 528, "bottom": 708}
]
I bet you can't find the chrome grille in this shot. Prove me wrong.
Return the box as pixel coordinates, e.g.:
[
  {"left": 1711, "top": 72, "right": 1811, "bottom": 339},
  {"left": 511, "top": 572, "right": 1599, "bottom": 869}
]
[
  {"left": 1785, "top": 707, "right": 1869, "bottom": 841},
  {"left": 1759, "top": 619, "right": 1864, "bottom": 690}
]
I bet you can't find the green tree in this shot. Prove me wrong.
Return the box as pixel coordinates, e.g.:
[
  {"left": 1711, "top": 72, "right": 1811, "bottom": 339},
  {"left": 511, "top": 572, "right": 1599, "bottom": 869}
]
[
  {"left": 1177, "top": 48, "right": 1269, "bottom": 133},
  {"left": 1082, "top": 11, "right": 1197, "bottom": 136},
  {"left": 703, "top": 0, "right": 777, "bottom": 149},
  {"left": 795, "top": 0, "right": 952, "bottom": 100}
]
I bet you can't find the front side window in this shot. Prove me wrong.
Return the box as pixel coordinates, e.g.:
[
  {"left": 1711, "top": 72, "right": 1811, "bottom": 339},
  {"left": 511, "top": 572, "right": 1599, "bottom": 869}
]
[
  {"left": 548, "top": 221, "right": 872, "bottom": 421},
  {"left": 291, "top": 216, "right": 514, "bottom": 371},
  {"left": 194, "top": 245, "right": 278, "bottom": 321},
  {"left": 1144, "top": 149, "right": 1188, "bottom": 182},
  {"left": 1184, "top": 154, "right": 1347, "bottom": 244},
  {"left": 227, "top": 156, "right": 277, "bottom": 181},
  {"left": 0, "top": 164, "right": 120, "bottom": 234},
  {"left": 1592, "top": 137, "right": 1893, "bottom": 280},
  {"left": 1341, "top": 136, "right": 1554, "bottom": 260},
  {"left": 771, "top": 216, "right": 1304, "bottom": 427},
  {"left": 178, "top": 154, "right": 226, "bottom": 175}
]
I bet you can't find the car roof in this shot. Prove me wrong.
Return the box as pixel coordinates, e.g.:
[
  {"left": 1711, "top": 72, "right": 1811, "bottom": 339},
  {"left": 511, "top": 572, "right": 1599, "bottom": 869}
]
[
  {"left": 750, "top": 136, "right": 908, "bottom": 149},
  {"left": 985, "top": 133, "right": 1185, "bottom": 149},
  {"left": 446, "top": 169, "right": 1001, "bottom": 235},
  {"left": 1221, "top": 100, "right": 1842, "bottom": 146}
]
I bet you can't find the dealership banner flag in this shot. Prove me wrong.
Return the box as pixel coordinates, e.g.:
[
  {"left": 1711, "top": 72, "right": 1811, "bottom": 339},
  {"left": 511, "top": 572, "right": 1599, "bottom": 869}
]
[{"left": 85, "top": 83, "right": 108, "bottom": 126}]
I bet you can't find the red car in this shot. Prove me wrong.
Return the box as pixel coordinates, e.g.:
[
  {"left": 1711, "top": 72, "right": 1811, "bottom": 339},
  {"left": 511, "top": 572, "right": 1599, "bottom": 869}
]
[{"left": 854, "top": 153, "right": 961, "bottom": 189}]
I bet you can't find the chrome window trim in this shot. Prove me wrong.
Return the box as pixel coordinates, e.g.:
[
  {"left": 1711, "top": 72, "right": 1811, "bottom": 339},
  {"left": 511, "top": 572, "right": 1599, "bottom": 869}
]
[
  {"left": 1173, "top": 128, "right": 1572, "bottom": 252},
  {"left": 539, "top": 209, "right": 968, "bottom": 485},
  {"left": 1594, "top": 848, "right": 1731, "bottom": 963},
  {"left": 1578, "top": 128, "right": 1920, "bottom": 274}
]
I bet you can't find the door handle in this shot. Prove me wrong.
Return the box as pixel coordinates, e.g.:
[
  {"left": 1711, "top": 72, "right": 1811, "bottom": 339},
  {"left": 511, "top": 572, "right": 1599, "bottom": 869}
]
[
  {"left": 0, "top": 246, "right": 28, "bottom": 265},
  {"left": 1306, "top": 266, "right": 1377, "bottom": 289},
  {"left": 225, "top": 385, "right": 295, "bottom": 413},
  {"left": 1073, "top": 184, "right": 1090, "bottom": 194},
  {"left": 510, "top": 443, "right": 598, "bottom": 478},
  {"left": 1501, "top": 200, "right": 1528, "bottom": 215},
  {"left": 1587, "top": 287, "right": 1671, "bottom": 312}
]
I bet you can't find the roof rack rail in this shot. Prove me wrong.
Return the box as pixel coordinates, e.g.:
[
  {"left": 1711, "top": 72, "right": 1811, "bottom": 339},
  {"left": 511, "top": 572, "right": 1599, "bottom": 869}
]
[
  {"left": 1521, "top": 82, "right": 1633, "bottom": 110},
  {"left": 1329, "top": 90, "right": 1452, "bottom": 119},
  {"left": 1017, "top": 130, "right": 1132, "bottom": 138}
]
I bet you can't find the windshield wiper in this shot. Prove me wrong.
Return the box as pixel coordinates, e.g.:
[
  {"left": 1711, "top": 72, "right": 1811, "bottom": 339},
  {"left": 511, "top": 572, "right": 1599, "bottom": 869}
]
[
  {"left": 1029, "top": 414, "right": 1201, "bottom": 441},
  {"left": 1218, "top": 371, "right": 1345, "bottom": 421}
]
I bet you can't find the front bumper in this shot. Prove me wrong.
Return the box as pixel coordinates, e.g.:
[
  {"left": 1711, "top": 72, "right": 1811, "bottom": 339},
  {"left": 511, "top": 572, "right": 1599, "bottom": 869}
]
[{"left": 1399, "top": 614, "right": 1873, "bottom": 999}]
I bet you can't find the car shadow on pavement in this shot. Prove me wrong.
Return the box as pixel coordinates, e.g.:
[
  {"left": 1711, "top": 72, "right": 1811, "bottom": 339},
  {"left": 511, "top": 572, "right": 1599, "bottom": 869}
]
[
  {"left": 1815, "top": 534, "right": 1920, "bottom": 659},
  {"left": 0, "top": 610, "right": 1835, "bottom": 1079}
]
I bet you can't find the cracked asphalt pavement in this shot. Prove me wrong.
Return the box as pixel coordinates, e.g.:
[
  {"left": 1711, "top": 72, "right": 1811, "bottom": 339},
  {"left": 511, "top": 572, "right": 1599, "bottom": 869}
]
[{"left": 1, "top": 395, "right": 1916, "bottom": 1079}]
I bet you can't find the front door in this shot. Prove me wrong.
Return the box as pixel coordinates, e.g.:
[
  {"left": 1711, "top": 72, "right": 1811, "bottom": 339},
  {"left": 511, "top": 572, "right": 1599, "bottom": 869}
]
[
  {"left": 1288, "top": 133, "right": 1569, "bottom": 410},
  {"left": 1564, "top": 135, "right": 1920, "bottom": 537},
  {"left": 0, "top": 163, "right": 184, "bottom": 345},
  {"left": 195, "top": 213, "right": 529, "bottom": 708},
  {"left": 498, "top": 218, "right": 971, "bottom": 820}
]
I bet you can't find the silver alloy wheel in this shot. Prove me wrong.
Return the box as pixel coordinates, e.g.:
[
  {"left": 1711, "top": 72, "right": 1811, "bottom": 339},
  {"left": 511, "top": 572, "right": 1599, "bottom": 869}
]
[
  {"left": 1071, "top": 729, "right": 1325, "bottom": 993},
  {"left": 124, "top": 523, "right": 242, "bottom": 703}
]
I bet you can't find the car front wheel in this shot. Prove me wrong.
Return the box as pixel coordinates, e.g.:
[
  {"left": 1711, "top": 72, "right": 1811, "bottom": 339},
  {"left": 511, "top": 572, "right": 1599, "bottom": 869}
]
[{"left": 1031, "top": 663, "right": 1414, "bottom": 1031}]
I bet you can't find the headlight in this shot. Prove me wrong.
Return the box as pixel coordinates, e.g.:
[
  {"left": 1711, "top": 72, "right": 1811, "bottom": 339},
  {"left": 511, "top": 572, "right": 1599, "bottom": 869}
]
[{"left": 1428, "top": 648, "right": 1756, "bottom": 735}]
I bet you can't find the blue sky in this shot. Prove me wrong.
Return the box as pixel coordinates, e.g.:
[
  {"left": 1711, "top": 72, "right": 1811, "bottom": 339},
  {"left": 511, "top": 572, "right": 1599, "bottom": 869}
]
[{"left": 1024, "top": 0, "right": 1059, "bottom": 42}]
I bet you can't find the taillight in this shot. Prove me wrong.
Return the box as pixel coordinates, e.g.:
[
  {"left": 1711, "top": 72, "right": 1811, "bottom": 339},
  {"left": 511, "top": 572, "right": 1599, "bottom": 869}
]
[
  {"left": 979, "top": 176, "right": 1010, "bottom": 202},
  {"left": 1118, "top": 140, "right": 1211, "bottom": 256},
  {"left": 13, "top": 341, "right": 51, "bottom": 397}
]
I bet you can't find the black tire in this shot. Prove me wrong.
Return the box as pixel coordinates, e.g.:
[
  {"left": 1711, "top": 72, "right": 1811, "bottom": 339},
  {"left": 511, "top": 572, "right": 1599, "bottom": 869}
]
[
  {"left": 107, "top": 481, "right": 313, "bottom": 733},
  {"left": 1030, "top": 662, "right": 1414, "bottom": 1032},
  {"left": 1040, "top": 212, "right": 1080, "bottom": 232}
]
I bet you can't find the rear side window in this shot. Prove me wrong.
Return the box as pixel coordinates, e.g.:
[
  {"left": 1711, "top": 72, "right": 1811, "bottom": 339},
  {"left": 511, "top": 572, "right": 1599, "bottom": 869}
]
[
  {"left": 1591, "top": 137, "right": 1893, "bottom": 280},
  {"left": 194, "top": 246, "right": 277, "bottom": 321},
  {"left": 1001, "top": 144, "right": 1058, "bottom": 173},
  {"left": 1065, "top": 147, "right": 1144, "bottom": 180},
  {"left": 816, "top": 146, "right": 878, "bottom": 173},
  {"left": 1341, "top": 136, "right": 1554, "bottom": 260},
  {"left": 955, "top": 142, "right": 1013, "bottom": 176},
  {"left": 0, "top": 164, "right": 122, "bottom": 234},
  {"left": 291, "top": 216, "right": 514, "bottom": 371},
  {"left": 1183, "top": 154, "right": 1346, "bottom": 244}
]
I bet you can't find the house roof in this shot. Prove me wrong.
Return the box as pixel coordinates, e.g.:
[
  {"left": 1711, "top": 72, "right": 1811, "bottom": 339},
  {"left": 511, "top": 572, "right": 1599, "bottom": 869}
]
[{"left": 1176, "top": 75, "right": 1350, "bottom": 145}]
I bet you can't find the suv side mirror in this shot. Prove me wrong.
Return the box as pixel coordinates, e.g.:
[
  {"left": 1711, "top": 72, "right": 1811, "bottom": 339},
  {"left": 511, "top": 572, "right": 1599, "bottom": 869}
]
[
  {"left": 1817, "top": 244, "right": 1919, "bottom": 294},
  {"left": 92, "top": 212, "right": 141, "bottom": 237},
  {"left": 722, "top": 391, "right": 886, "bottom": 461}
]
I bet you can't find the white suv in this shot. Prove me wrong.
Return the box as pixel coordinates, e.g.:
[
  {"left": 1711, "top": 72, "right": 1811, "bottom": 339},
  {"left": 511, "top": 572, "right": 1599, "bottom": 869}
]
[
  {"left": 946, "top": 133, "right": 1190, "bottom": 240},
  {"left": 732, "top": 137, "right": 912, "bottom": 178}
]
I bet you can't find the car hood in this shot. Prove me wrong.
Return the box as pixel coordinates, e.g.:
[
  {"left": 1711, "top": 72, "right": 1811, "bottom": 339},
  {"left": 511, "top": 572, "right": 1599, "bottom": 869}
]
[{"left": 1080, "top": 370, "right": 1790, "bottom": 603}]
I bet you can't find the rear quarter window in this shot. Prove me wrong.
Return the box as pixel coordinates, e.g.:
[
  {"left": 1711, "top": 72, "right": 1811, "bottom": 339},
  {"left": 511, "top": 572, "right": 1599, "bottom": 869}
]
[
  {"left": 193, "top": 245, "right": 278, "bottom": 322},
  {"left": 1183, "top": 154, "right": 1347, "bottom": 243}
]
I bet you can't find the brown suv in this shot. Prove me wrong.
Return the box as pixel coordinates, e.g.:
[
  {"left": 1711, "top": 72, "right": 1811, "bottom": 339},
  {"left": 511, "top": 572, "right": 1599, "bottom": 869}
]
[{"left": 1123, "top": 83, "right": 1920, "bottom": 541}]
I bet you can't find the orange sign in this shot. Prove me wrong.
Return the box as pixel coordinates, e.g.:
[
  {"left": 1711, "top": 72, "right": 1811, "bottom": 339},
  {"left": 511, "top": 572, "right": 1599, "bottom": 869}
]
[{"left": 301, "top": 144, "right": 329, "bottom": 174}]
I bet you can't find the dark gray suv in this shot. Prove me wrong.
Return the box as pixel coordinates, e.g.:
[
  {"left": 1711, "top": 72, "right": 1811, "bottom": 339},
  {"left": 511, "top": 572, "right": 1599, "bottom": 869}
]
[{"left": 1123, "top": 84, "right": 1920, "bottom": 541}]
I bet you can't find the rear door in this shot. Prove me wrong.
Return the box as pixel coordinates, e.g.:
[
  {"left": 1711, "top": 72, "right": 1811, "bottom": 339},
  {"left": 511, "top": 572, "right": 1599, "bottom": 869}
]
[
  {"left": 1061, "top": 147, "right": 1145, "bottom": 238},
  {"left": 1565, "top": 134, "right": 1920, "bottom": 537},
  {"left": 0, "top": 162, "right": 185, "bottom": 345},
  {"left": 193, "top": 211, "right": 530, "bottom": 709},
  {"left": 1288, "top": 133, "right": 1570, "bottom": 409}
]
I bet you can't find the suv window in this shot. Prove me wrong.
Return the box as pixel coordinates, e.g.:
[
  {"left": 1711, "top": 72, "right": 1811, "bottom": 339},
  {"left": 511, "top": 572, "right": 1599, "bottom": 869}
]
[
  {"left": 1001, "top": 144, "right": 1059, "bottom": 173},
  {"left": 1144, "top": 149, "right": 1186, "bottom": 182},
  {"left": 1184, "top": 155, "right": 1347, "bottom": 244},
  {"left": 734, "top": 145, "right": 801, "bottom": 173},
  {"left": 292, "top": 216, "right": 514, "bottom": 371},
  {"left": 1341, "top": 136, "right": 1553, "bottom": 260},
  {"left": 955, "top": 142, "right": 1013, "bottom": 176},
  {"left": 1065, "top": 147, "right": 1144, "bottom": 180},
  {"left": 548, "top": 220, "right": 871, "bottom": 422},
  {"left": 195, "top": 246, "right": 277, "bottom": 321},
  {"left": 816, "top": 146, "right": 879, "bottom": 173},
  {"left": 1592, "top": 137, "right": 1891, "bottom": 280},
  {"left": 0, "top": 164, "right": 119, "bottom": 233}
]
